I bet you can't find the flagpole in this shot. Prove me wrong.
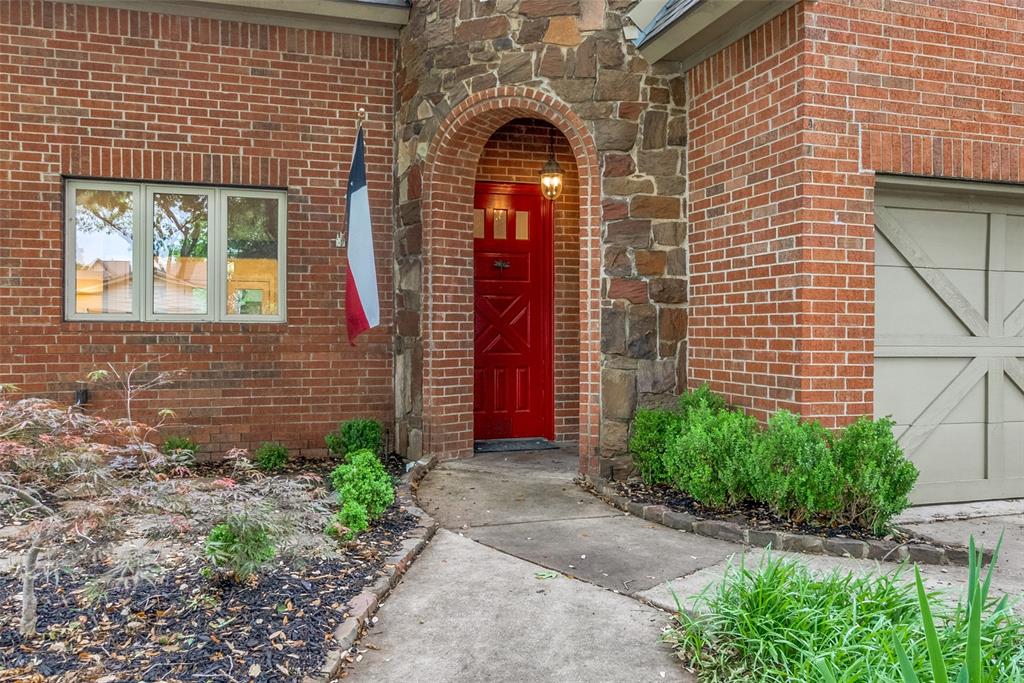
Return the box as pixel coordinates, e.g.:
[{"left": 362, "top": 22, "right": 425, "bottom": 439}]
[{"left": 335, "top": 108, "right": 367, "bottom": 249}]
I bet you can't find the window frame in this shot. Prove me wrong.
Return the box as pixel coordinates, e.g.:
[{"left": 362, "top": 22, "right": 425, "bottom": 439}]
[{"left": 64, "top": 179, "right": 287, "bottom": 323}]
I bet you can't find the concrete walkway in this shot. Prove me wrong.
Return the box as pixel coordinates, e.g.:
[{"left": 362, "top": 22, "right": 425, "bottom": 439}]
[{"left": 344, "top": 447, "right": 1024, "bottom": 682}]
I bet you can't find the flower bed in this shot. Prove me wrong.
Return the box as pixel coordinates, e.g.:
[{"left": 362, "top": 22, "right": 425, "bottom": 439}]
[{"left": 0, "top": 384, "right": 431, "bottom": 682}]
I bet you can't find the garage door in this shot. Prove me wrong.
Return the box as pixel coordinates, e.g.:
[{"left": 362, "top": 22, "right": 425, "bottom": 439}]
[{"left": 874, "top": 178, "right": 1024, "bottom": 504}]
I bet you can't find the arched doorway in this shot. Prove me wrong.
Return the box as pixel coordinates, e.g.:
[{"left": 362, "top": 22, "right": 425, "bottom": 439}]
[{"left": 419, "top": 87, "right": 602, "bottom": 475}]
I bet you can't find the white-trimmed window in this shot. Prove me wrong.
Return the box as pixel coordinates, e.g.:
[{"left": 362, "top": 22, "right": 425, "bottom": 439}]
[{"left": 65, "top": 180, "right": 287, "bottom": 322}]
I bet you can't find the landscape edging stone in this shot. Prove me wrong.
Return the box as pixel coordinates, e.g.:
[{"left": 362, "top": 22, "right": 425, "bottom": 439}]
[{"left": 584, "top": 476, "right": 984, "bottom": 568}]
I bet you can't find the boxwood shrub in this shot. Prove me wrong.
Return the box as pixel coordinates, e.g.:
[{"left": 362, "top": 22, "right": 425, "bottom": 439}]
[
  {"left": 328, "top": 449, "right": 394, "bottom": 540},
  {"left": 628, "top": 388, "right": 918, "bottom": 533}
]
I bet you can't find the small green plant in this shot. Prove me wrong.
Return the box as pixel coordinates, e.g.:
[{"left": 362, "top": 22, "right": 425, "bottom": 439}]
[
  {"left": 203, "top": 516, "right": 276, "bottom": 580},
  {"left": 832, "top": 415, "right": 918, "bottom": 534},
  {"left": 253, "top": 441, "right": 288, "bottom": 472},
  {"left": 747, "top": 411, "right": 840, "bottom": 523},
  {"left": 327, "top": 498, "right": 370, "bottom": 541},
  {"left": 328, "top": 449, "right": 394, "bottom": 540},
  {"left": 161, "top": 435, "right": 198, "bottom": 456},
  {"left": 325, "top": 419, "right": 383, "bottom": 457},
  {"left": 664, "top": 402, "right": 756, "bottom": 507}
]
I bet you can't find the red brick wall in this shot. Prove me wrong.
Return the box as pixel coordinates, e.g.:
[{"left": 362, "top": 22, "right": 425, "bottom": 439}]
[
  {"left": 476, "top": 119, "right": 580, "bottom": 442},
  {"left": 0, "top": 1, "right": 395, "bottom": 457},
  {"left": 689, "top": 0, "right": 1024, "bottom": 428}
]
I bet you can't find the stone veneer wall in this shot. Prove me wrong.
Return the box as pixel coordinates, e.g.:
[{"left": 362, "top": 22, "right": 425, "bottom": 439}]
[{"left": 393, "top": 0, "right": 688, "bottom": 477}]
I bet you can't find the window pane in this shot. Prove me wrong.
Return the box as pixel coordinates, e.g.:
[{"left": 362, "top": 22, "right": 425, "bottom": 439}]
[
  {"left": 493, "top": 209, "right": 507, "bottom": 240},
  {"left": 152, "top": 192, "right": 209, "bottom": 315},
  {"left": 226, "top": 196, "right": 280, "bottom": 316},
  {"left": 515, "top": 211, "right": 529, "bottom": 240},
  {"left": 473, "top": 209, "right": 485, "bottom": 239},
  {"left": 74, "top": 188, "right": 134, "bottom": 314}
]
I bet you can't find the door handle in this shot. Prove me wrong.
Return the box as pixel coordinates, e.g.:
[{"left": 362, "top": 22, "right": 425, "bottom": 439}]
[{"left": 493, "top": 259, "right": 510, "bottom": 270}]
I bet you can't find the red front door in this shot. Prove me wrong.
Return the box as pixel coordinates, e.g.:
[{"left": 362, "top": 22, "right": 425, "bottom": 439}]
[{"left": 473, "top": 182, "right": 553, "bottom": 440}]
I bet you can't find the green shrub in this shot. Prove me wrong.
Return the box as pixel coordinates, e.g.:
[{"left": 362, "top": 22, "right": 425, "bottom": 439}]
[
  {"left": 832, "top": 415, "right": 918, "bottom": 535},
  {"left": 748, "top": 411, "right": 840, "bottom": 523},
  {"left": 328, "top": 449, "right": 394, "bottom": 539},
  {"left": 161, "top": 435, "right": 198, "bottom": 456},
  {"left": 325, "top": 419, "right": 382, "bottom": 457},
  {"left": 629, "top": 385, "right": 729, "bottom": 486},
  {"left": 204, "top": 516, "right": 276, "bottom": 580},
  {"left": 327, "top": 499, "right": 370, "bottom": 541},
  {"left": 677, "top": 383, "right": 728, "bottom": 415},
  {"left": 665, "top": 402, "right": 756, "bottom": 508},
  {"left": 629, "top": 409, "right": 680, "bottom": 484},
  {"left": 253, "top": 442, "right": 288, "bottom": 472}
]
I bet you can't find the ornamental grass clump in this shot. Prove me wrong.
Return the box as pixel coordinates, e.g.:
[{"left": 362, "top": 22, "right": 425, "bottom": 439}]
[
  {"left": 328, "top": 449, "right": 394, "bottom": 540},
  {"left": 665, "top": 547, "right": 1024, "bottom": 683},
  {"left": 253, "top": 441, "right": 288, "bottom": 472}
]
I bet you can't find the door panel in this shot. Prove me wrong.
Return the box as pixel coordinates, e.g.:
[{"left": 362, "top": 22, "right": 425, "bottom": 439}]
[
  {"left": 473, "top": 182, "right": 553, "bottom": 440},
  {"left": 874, "top": 183, "right": 1024, "bottom": 503}
]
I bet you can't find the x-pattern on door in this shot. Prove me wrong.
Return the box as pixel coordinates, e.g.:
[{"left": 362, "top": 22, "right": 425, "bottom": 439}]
[
  {"left": 874, "top": 181, "right": 1024, "bottom": 504},
  {"left": 473, "top": 182, "right": 553, "bottom": 441}
]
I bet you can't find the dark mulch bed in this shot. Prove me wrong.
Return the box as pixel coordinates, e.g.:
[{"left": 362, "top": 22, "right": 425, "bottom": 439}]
[
  {"left": 191, "top": 451, "right": 409, "bottom": 480},
  {"left": 0, "top": 505, "right": 416, "bottom": 682},
  {"left": 614, "top": 479, "right": 922, "bottom": 543}
]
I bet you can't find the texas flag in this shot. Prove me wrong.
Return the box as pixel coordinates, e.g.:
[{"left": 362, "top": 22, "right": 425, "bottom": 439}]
[{"left": 345, "top": 126, "right": 379, "bottom": 344}]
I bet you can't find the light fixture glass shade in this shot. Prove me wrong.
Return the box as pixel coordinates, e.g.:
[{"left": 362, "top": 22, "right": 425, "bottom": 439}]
[{"left": 539, "top": 156, "right": 564, "bottom": 200}]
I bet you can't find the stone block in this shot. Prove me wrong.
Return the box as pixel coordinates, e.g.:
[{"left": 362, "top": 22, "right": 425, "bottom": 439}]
[
  {"left": 634, "top": 249, "right": 665, "bottom": 276},
  {"left": 520, "top": 0, "right": 579, "bottom": 16},
  {"left": 601, "top": 305, "right": 626, "bottom": 355},
  {"left": 549, "top": 78, "right": 595, "bottom": 102},
  {"left": 637, "top": 149, "right": 680, "bottom": 176},
  {"left": 572, "top": 36, "right": 597, "bottom": 78},
  {"left": 747, "top": 530, "right": 780, "bottom": 549},
  {"left": 497, "top": 52, "right": 533, "bottom": 83},
  {"left": 653, "top": 221, "right": 685, "bottom": 246},
  {"left": 517, "top": 17, "right": 549, "bottom": 44},
  {"left": 641, "top": 110, "right": 668, "bottom": 149},
  {"left": 601, "top": 367, "right": 636, "bottom": 420},
  {"left": 594, "top": 119, "right": 638, "bottom": 151},
  {"left": 637, "top": 359, "right": 675, "bottom": 393},
  {"left": 537, "top": 45, "right": 566, "bottom": 78},
  {"left": 666, "top": 247, "right": 686, "bottom": 275},
  {"left": 823, "top": 537, "right": 867, "bottom": 559},
  {"left": 627, "top": 303, "right": 657, "bottom": 359},
  {"left": 603, "top": 245, "right": 632, "bottom": 277},
  {"left": 659, "top": 307, "right": 687, "bottom": 345},
  {"left": 606, "top": 278, "right": 648, "bottom": 303},
  {"left": 642, "top": 504, "right": 669, "bottom": 524},
  {"left": 693, "top": 520, "right": 745, "bottom": 543},
  {"left": 600, "top": 418, "right": 629, "bottom": 454},
  {"left": 454, "top": 15, "right": 511, "bottom": 42},
  {"left": 776, "top": 532, "right": 823, "bottom": 554},
  {"left": 668, "top": 115, "right": 687, "bottom": 146},
  {"left": 602, "top": 199, "right": 628, "bottom": 220},
  {"left": 579, "top": 0, "right": 605, "bottom": 31},
  {"left": 662, "top": 510, "right": 695, "bottom": 532},
  {"left": 596, "top": 70, "right": 641, "bottom": 101},
  {"left": 630, "top": 194, "right": 680, "bottom": 219},
  {"left": 649, "top": 277, "right": 686, "bottom": 303},
  {"left": 602, "top": 152, "right": 635, "bottom": 177},
  {"left": 906, "top": 543, "right": 947, "bottom": 565},
  {"left": 603, "top": 176, "right": 654, "bottom": 196},
  {"left": 544, "top": 16, "right": 581, "bottom": 45},
  {"left": 606, "top": 218, "right": 651, "bottom": 247}
]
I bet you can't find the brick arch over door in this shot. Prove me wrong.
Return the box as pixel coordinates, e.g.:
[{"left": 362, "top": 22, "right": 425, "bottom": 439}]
[{"left": 421, "top": 86, "right": 602, "bottom": 474}]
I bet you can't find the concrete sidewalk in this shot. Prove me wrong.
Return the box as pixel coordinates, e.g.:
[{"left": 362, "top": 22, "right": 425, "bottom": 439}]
[{"left": 344, "top": 447, "right": 1024, "bottom": 682}]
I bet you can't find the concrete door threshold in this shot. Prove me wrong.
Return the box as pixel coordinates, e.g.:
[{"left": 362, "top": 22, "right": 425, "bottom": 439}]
[{"left": 897, "top": 498, "right": 1024, "bottom": 524}]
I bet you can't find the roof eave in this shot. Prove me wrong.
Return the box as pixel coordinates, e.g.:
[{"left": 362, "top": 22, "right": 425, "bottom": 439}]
[{"left": 638, "top": 0, "right": 799, "bottom": 69}]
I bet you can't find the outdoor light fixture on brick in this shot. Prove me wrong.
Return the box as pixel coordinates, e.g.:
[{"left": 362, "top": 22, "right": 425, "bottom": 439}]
[{"left": 539, "top": 128, "right": 564, "bottom": 200}]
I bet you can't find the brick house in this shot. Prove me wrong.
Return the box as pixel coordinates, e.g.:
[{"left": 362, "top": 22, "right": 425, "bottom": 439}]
[{"left": 1, "top": 0, "right": 1022, "bottom": 505}]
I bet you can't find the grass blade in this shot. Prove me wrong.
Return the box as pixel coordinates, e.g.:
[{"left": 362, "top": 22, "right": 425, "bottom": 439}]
[
  {"left": 914, "top": 565, "right": 948, "bottom": 683},
  {"left": 893, "top": 635, "right": 921, "bottom": 683}
]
